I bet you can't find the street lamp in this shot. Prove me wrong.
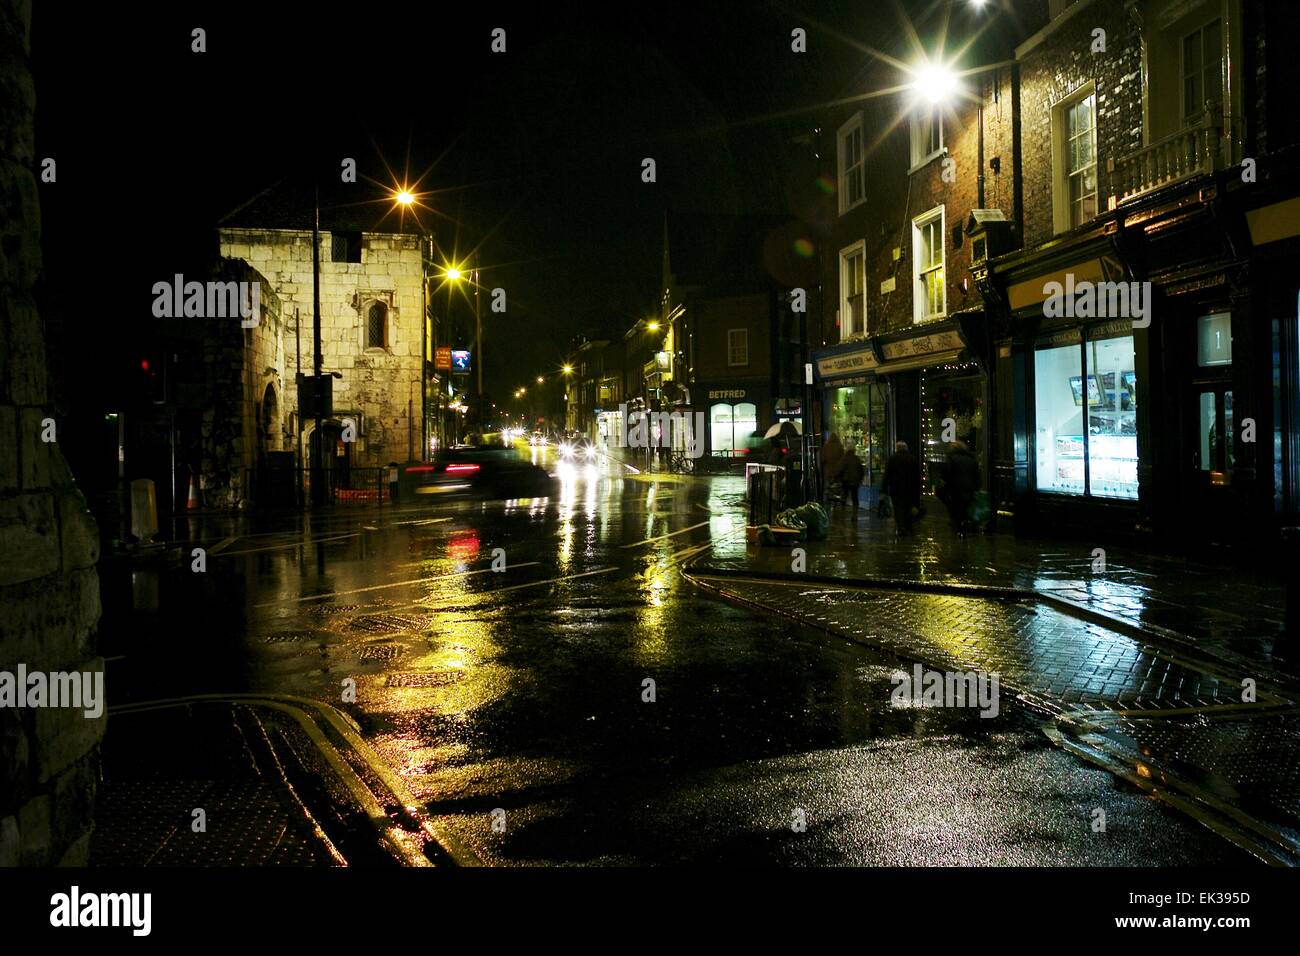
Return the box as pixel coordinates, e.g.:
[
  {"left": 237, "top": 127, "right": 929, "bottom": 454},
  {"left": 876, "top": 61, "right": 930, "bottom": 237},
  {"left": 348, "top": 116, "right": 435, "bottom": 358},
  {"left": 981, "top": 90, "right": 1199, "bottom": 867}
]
[{"left": 911, "top": 61, "right": 958, "bottom": 105}]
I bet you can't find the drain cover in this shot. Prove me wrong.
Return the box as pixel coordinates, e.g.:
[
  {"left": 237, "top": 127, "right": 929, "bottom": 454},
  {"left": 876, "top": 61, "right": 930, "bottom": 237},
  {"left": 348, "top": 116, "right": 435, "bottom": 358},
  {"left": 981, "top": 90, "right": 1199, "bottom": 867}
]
[{"left": 386, "top": 671, "right": 463, "bottom": 688}]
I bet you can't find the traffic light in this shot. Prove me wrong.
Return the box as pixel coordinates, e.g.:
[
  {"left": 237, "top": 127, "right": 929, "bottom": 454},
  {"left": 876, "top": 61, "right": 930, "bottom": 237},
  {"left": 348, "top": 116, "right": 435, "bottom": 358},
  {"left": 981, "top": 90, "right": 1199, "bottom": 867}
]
[{"left": 137, "top": 353, "right": 165, "bottom": 405}]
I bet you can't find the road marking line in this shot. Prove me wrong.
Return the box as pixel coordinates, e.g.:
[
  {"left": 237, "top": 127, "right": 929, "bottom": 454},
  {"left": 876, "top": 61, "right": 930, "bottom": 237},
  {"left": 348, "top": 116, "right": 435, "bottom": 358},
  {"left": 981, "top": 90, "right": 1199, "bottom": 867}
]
[
  {"left": 394, "top": 517, "right": 455, "bottom": 527},
  {"left": 216, "top": 532, "right": 360, "bottom": 558},
  {"left": 619, "top": 520, "right": 710, "bottom": 549},
  {"left": 252, "top": 560, "right": 543, "bottom": 607},
  {"left": 373, "top": 567, "right": 622, "bottom": 616},
  {"left": 208, "top": 535, "right": 239, "bottom": 554}
]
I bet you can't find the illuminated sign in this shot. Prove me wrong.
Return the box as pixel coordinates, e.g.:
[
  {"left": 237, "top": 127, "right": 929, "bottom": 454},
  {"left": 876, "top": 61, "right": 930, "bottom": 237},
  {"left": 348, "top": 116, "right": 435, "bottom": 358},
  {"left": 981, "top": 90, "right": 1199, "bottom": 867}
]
[{"left": 451, "top": 349, "right": 471, "bottom": 371}]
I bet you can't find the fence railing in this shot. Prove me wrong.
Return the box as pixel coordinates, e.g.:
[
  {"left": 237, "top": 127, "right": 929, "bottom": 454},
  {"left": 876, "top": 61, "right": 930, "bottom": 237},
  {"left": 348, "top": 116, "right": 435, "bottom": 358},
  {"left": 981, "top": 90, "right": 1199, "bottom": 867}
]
[
  {"left": 1110, "top": 107, "right": 1222, "bottom": 206},
  {"left": 746, "top": 463, "right": 786, "bottom": 526}
]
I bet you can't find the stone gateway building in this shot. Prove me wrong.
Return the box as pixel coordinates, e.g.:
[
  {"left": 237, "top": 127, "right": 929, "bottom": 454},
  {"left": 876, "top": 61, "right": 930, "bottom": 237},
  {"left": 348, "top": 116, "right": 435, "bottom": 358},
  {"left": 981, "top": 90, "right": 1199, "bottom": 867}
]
[{"left": 218, "top": 194, "right": 427, "bottom": 478}]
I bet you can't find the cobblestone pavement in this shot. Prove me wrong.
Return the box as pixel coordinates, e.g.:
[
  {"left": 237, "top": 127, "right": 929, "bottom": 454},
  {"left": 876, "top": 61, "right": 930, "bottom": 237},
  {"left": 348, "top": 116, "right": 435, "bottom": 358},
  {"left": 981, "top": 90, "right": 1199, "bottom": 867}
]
[
  {"left": 688, "top": 495, "right": 1300, "bottom": 862},
  {"left": 702, "top": 493, "right": 1287, "bottom": 668}
]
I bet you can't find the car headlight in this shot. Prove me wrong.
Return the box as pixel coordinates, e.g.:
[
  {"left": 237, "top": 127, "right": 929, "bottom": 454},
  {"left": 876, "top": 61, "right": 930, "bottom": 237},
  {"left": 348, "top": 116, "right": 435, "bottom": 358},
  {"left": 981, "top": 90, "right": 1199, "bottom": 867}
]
[
  {"left": 584, "top": 445, "right": 597, "bottom": 459},
  {"left": 559, "top": 443, "right": 573, "bottom": 457}
]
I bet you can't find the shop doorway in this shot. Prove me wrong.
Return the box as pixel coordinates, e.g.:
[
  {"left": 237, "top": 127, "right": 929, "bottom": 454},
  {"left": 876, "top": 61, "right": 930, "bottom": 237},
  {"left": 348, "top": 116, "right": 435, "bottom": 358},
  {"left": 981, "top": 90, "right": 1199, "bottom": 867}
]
[{"left": 1184, "top": 311, "right": 1234, "bottom": 539}]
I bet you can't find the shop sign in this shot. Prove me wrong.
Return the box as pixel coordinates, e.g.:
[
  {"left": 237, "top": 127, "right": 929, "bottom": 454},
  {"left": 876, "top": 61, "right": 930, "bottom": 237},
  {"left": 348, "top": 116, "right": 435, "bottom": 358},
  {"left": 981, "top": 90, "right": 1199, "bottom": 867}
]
[
  {"left": 882, "top": 329, "right": 964, "bottom": 360},
  {"left": 816, "top": 347, "right": 880, "bottom": 379},
  {"left": 708, "top": 389, "right": 747, "bottom": 400}
]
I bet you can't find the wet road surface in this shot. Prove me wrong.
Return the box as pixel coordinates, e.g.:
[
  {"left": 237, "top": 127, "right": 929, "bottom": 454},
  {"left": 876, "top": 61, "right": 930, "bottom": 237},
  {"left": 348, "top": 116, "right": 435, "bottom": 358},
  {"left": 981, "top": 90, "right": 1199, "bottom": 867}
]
[{"left": 99, "top": 447, "right": 1255, "bottom": 865}]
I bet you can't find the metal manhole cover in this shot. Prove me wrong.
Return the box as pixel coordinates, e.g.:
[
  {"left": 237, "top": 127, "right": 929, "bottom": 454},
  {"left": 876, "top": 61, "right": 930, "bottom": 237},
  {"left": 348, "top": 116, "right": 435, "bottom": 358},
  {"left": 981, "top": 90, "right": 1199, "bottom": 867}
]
[
  {"left": 386, "top": 671, "right": 463, "bottom": 688},
  {"left": 360, "top": 645, "right": 401, "bottom": 661},
  {"left": 263, "top": 631, "right": 312, "bottom": 644}
]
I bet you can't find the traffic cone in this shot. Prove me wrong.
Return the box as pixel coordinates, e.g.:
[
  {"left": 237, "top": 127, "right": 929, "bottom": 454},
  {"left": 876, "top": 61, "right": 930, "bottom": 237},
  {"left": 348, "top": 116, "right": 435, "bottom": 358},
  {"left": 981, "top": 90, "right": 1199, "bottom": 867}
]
[{"left": 186, "top": 474, "right": 202, "bottom": 511}]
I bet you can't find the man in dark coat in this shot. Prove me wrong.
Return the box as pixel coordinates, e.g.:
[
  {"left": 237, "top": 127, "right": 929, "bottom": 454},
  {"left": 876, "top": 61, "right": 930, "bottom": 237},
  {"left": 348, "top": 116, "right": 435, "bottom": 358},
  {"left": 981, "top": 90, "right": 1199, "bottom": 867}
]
[
  {"left": 839, "top": 439, "right": 864, "bottom": 516},
  {"left": 881, "top": 441, "right": 920, "bottom": 536},
  {"left": 940, "top": 439, "right": 981, "bottom": 536}
]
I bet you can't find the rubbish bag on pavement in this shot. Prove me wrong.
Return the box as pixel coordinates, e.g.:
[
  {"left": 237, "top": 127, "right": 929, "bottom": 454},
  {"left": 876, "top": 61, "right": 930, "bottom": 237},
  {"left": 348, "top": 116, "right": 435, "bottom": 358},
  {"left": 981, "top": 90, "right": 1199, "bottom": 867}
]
[
  {"left": 793, "top": 501, "right": 829, "bottom": 540},
  {"left": 967, "top": 490, "right": 991, "bottom": 525}
]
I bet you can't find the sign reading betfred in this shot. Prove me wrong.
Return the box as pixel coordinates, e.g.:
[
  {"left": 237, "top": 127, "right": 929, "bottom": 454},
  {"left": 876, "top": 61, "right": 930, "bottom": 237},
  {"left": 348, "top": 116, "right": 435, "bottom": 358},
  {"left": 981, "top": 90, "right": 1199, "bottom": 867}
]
[{"left": 451, "top": 349, "right": 472, "bottom": 372}]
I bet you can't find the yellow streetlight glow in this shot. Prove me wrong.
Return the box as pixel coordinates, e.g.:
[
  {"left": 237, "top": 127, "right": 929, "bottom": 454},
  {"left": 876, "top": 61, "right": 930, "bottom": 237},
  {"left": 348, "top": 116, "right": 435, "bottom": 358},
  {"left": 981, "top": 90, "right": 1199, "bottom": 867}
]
[
  {"left": 646, "top": 321, "right": 660, "bottom": 331},
  {"left": 536, "top": 376, "right": 544, "bottom": 384},
  {"left": 445, "top": 267, "right": 463, "bottom": 281},
  {"left": 395, "top": 190, "right": 415, "bottom": 206},
  {"left": 912, "top": 61, "right": 958, "bottom": 105},
  {"left": 562, "top": 364, "right": 574, "bottom": 374}
]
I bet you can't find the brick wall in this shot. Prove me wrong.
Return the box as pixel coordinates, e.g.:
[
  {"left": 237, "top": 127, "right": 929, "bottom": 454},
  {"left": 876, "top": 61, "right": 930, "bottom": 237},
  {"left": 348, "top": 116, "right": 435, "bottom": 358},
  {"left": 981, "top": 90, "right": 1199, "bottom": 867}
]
[
  {"left": 1018, "top": 0, "right": 1143, "bottom": 247},
  {"left": 818, "top": 63, "right": 1019, "bottom": 344},
  {"left": 0, "top": 0, "right": 105, "bottom": 866}
]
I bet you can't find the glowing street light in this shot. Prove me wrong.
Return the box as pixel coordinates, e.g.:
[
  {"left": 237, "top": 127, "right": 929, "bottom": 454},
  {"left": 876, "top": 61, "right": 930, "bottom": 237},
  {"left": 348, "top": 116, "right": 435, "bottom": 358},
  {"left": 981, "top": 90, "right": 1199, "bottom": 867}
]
[
  {"left": 912, "top": 61, "right": 959, "bottom": 105},
  {"left": 444, "top": 266, "right": 463, "bottom": 282},
  {"left": 536, "top": 376, "right": 544, "bottom": 384},
  {"left": 394, "top": 189, "right": 415, "bottom": 207},
  {"left": 646, "top": 321, "right": 660, "bottom": 332},
  {"left": 562, "top": 364, "right": 574, "bottom": 375}
]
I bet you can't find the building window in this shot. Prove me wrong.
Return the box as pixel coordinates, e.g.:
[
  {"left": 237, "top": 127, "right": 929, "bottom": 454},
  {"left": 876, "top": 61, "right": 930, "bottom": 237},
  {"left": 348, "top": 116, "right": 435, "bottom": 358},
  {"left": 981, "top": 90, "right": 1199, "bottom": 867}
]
[
  {"left": 1034, "top": 332, "right": 1138, "bottom": 499},
  {"left": 1182, "top": 19, "right": 1223, "bottom": 121},
  {"left": 1052, "top": 85, "right": 1098, "bottom": 232},
  {"left": 909, "top": 108, "right": 943, "bottom": 170},
  {"left": 727, "top": 328, "right": 749, "bottom": 366},
  {"left": 366, "top": 302, "right": 387, "bottom": 349},
  {"left": 839, "top": 243, "right": 866, "bottom": 340},
  {"left": 709, "top": 401, "right": 757, "bottom": 457},
  {"left": 837, "top": 114, "right": 865, "bottom": 214},
  {"left": 911, "top": 206, "right": 945, "bottom": 323},
  {"left": 332, "top": 232, "right": 362, "bottom": 263}
]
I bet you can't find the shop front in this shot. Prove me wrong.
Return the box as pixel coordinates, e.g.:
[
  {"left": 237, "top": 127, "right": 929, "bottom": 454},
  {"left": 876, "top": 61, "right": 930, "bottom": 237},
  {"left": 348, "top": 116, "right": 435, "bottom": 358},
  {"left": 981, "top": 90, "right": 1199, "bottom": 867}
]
[
  {"left": 813, "top": 324, "right": 986, "bottom": 499},
  {"left": 696, "top": 382, "right": 768, "bottom": 467}
]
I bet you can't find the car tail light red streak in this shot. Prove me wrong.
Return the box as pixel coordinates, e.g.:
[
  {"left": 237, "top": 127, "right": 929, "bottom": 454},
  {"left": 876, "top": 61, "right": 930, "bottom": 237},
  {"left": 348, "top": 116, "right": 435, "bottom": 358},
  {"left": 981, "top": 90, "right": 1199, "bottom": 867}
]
[{"left": 445, "top": 463, "right": 481, "bottom": 475}]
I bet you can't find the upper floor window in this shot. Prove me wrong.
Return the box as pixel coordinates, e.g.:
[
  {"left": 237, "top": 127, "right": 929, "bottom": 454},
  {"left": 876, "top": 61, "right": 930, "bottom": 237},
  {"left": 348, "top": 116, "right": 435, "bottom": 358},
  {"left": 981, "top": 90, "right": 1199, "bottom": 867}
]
[
  {"left": 1182, "top": 19, "right": 1223, "bottom": 121},
  {"left": 837, "top": 115, "right": 865, "bottom": 214},
  {"left": 912, "top": 206, "right": 945, "bottom": 323},
  {"left": 1052, "top": 84, "right": 1098, "bottom": 233},
  {"left": 366, "top": 302, "right": 387, "bottom": 349},
  {"left": 332, "top": 232, "right": 362, "bottom": 263},
  {"left": 839, "top": 243, "right": 866, "bottom": 341},
  {"left": 727, "top": 328, "right": 749, "bottom": 366},
  {"left": 909, "top": 108, "right": 943, "bottom": 170}
]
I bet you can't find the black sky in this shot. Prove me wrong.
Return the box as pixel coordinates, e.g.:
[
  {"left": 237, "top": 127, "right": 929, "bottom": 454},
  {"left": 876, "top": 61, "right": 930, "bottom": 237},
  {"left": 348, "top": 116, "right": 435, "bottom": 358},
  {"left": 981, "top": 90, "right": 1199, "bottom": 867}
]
[{"left": 32, "top": 0, "right": 914, "bottom": 409}]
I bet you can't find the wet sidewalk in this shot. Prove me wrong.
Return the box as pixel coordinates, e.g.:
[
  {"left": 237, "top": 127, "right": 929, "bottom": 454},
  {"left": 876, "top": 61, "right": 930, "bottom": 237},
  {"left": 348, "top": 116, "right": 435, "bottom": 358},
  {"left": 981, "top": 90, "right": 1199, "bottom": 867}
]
[
  {"left": 688, "top": 498, "right": 1300, "bottom": 863},
  {"left": 704, "top": 494, "right": 1287, "bottom": 669},
  {"left": 91, "top": 696, "right": 472, "bottom": 867}
]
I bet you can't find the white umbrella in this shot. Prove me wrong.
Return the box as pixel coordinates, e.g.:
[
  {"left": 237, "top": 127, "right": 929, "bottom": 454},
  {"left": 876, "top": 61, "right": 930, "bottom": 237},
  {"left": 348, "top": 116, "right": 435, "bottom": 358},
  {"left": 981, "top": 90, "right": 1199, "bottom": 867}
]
[{"left": 763, "top": 420, "right": 802, "bottom": 440}]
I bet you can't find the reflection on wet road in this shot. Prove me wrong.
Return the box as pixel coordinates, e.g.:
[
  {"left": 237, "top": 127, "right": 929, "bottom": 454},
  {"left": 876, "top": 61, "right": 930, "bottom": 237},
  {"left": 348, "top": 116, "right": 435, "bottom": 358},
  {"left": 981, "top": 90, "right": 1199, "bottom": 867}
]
[{"left": 101, "top": 448, "right": 1252, "bottom": 865}]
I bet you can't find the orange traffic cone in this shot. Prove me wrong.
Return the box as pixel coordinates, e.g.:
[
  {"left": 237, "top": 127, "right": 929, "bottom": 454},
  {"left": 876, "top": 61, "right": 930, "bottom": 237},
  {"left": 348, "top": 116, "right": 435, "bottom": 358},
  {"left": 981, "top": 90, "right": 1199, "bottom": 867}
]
[{"left": 186, "top": 474, "right": 201, "bottom": 511}]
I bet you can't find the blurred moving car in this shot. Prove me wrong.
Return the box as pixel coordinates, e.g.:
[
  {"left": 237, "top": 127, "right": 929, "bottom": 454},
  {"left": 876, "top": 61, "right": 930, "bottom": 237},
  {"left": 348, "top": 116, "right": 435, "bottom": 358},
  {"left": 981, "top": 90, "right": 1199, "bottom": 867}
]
[
  {"left": 404, "top": 445, "right": 557, "bottom": 499},
  {"left": 558, "top": 438, "right": 599, "bottom": 462}
]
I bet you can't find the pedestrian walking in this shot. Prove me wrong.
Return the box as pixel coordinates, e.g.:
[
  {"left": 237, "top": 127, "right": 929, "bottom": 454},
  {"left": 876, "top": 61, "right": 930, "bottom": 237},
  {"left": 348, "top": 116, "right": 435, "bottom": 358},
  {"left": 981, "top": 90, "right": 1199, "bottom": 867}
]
[
  {"left": 881, "top": 440, "right": 920, "bottom": 536},
  {"left": 840, "top": 439, "right": 864, "bottom": 516},
  {"left": 820, "top": 432, "right": 844, "bottom": 504},
  {"left": 939, "top": 439, "right": 980, "bottom": 536}
]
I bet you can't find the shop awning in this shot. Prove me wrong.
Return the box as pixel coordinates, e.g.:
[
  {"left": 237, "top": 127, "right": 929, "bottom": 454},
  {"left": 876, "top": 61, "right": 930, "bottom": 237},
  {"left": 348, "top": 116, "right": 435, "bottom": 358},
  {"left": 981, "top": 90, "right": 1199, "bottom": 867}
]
[{"left": 873, "top": 348, "right": 965, "bottom": 376}]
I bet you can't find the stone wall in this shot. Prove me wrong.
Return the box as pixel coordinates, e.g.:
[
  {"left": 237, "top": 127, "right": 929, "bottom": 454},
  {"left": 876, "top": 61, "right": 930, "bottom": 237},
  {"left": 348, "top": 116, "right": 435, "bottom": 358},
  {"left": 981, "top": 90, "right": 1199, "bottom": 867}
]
[
  {"left": 218, "top": 228, "right": 424, "bottom": 466},
  {"left": 0, "top": 0, "right": 105, "bottom": 866}
]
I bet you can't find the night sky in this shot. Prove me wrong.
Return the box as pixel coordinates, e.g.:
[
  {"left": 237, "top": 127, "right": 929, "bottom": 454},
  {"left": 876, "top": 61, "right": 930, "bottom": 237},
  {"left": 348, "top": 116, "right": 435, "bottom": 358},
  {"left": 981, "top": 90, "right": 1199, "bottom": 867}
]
[{"left": 32, "top": 1, "right": 912, "bottom": 412}]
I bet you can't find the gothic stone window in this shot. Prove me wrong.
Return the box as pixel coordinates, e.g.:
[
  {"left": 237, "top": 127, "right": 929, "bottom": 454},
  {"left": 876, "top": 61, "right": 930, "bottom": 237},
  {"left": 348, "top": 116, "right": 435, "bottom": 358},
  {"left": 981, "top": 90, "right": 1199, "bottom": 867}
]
[{"left": 366, "top": 301, "right": 388, "bottom": 350}]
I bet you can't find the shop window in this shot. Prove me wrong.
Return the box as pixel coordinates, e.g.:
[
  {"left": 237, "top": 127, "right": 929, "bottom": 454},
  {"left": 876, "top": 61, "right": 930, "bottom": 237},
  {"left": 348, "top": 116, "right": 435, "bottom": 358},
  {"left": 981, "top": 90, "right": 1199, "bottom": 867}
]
[
  {"left": 840, "top": 243, "right": 866, "bottom": 339},
  {"left": 1197, "top": 312, "right": 1232, "bottom": 366},
  {"left": 912, "top": 206, "right": 945, "bottom": 324},
  {"left": 734, "top": 403, "right": 758, "bottom": 447},
  {"left": 837, "top": 114, "right": 865, "bottom": 214},
  {"left": 922, "top": 372, "right": 983, "bottom": 490},
  {"left": 710, "top": 403, "right": 734, "bottom": 457},
  {"left": 1052, "top": 84, "right": 1097, "bottom": 233},
  {"left": 1034, "top": 333, "right": 1138, "bottom": 499},
  {"left": 830, "top": 384, "right": 888, "bottom": 481}
]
